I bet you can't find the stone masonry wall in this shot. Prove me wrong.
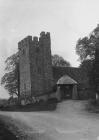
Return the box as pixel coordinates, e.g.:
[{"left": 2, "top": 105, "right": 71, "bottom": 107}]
[
  {"left": 39, "top": 32, "right": 54, "bottom": 92},
  {"left": 18, "top": 32, "right": 54, "bottom": 100},
  {"left": 18, "top": 36, "right": 32, "bottom": 98}
]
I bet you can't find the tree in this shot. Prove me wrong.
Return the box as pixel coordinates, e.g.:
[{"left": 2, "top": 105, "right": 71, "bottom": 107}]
[
  {"left": 90, "top": 41, "right": 99, "bottom": 92},
  {"left": 76, "top": 24, "right": 99, "bottom": 62},
  {"left": 76, "top": 24, "right": 99, "bottom": 100},
  {"left": 52, "top": 54, "right": 71, "bottom": 67},
  {"left": 80, "top": 59, "right": 93, "bottom": 77},
  {"left": 1, "top": 52, "right": 20, "bottom": 98}
]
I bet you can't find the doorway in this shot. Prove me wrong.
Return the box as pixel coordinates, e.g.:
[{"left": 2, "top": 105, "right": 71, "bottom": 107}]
[{"left": 60, "top": 84, "right": 73, "bottom": 99}]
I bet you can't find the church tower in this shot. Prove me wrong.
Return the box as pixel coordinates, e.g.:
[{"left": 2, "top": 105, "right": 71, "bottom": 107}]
[{"left": 18, "top": 32, "right": 54, "bottom": 102}]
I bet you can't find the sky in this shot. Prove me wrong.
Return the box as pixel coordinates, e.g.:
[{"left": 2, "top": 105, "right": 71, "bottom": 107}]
[{"left": 0, "top": 0, "right": 99, "bottom": 98}]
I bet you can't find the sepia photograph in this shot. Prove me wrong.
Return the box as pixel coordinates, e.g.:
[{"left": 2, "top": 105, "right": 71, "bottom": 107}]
[{"left": 0, "top": 0, "right": 99, "bottom": 139}]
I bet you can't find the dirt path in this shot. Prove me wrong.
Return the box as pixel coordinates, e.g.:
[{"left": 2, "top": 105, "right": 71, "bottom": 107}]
[{"left": 1, "top": 100, "right": 99, "bottom": 140}]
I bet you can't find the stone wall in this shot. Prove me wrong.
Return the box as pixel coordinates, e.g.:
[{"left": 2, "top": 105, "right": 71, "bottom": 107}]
[
  {"left": 18, "top": 36, "right": 32, "bottom": 98},
  {"left": 39, "top": 32, "right": 54, "bottom": 92},
  {"left": 18, "top": 32, "right": 54, "bottom": 101}
]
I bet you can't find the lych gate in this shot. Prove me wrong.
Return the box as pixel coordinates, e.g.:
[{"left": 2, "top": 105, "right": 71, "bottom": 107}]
[{"left": 56, "top": 75, "right": 78, "bottom": 100}]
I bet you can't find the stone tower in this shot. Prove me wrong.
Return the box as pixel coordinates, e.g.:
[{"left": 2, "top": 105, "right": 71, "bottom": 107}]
[{"left": 18, "top": 32, "right": 54, "bottom": 102}]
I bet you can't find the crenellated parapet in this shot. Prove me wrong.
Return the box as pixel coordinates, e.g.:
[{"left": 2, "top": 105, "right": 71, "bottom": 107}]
[
  {"left": 39, "top": 32, "right": 50, "bottom": 41},
  {"left": 18, "top": 32, "right": 50, "bottom": 50},
  {"left": 18, "top": 36, "right": 32, "bottom": 50}
]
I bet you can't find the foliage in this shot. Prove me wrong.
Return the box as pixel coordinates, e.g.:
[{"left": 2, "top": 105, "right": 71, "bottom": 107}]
[
  {"left": 52, "top": 54, "right": 70, "bottom": 67},
  {"left": 1, "top": 52, "right": 20, "bottom": 97},
  {"left": 76, "top": 24, "right": 99, "bottom": 99},
  {"left": 76, "top": 24, "right": 99, "bottom": 62},
  {"left": 90, "top": 44, "right": 99, "bottom": 93},
  {"left": 79, "top": 59, "right": 93, "bottom": 77}
]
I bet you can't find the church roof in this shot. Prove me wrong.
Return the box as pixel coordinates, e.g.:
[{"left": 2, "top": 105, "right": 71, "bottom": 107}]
[{"left": 57, "top": 75, "right": 77, "bottom": 85}]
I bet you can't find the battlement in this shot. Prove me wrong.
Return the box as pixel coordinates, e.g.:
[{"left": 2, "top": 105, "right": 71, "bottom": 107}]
[
  {"left": 33, "top": 36, "right": 38, "bottom": 42},
  {"left": 40, "top": 31, "right": 45, "bottom": 37},
  {"left": 40, "top": 31, "right": 50, "bottom": 39},
  {"left": 18, "top": 32, "right": 51, "bottom": 50},
  {"left": 33, "top": 36, "right": 39, "bottom": 46},
  {"left": 18, "top": 36, "right": 32, "bottom": 49}
]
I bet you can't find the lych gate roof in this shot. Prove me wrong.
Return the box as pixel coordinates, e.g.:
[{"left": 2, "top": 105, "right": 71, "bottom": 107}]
[{"left": 57, "top": 75, "right": 77, "bottom": 85}]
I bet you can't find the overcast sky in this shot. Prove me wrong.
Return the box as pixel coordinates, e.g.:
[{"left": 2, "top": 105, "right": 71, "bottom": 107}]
[{"left": 0, "top": 0, "right": 99, "bottom": 98}]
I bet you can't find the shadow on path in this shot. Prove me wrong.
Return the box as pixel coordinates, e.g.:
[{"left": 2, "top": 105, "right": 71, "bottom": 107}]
[{"left": 0, "top": 120, "right": 18, "bottom": 140}]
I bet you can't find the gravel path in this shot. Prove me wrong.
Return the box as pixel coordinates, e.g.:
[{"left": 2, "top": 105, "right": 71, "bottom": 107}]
[{"left": 0, "top": 100, "right": 99, "bottom": 140}]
